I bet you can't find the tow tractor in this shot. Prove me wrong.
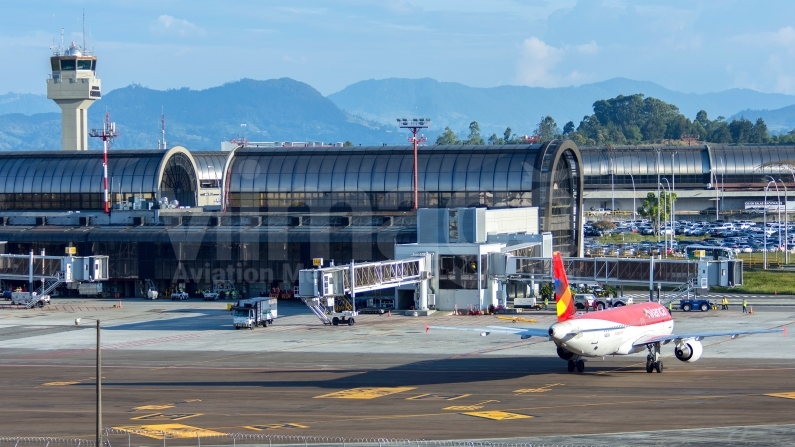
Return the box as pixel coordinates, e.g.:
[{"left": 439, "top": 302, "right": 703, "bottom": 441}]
[{"left": 232, "top": 298, "right": 277, "bottom": 329}]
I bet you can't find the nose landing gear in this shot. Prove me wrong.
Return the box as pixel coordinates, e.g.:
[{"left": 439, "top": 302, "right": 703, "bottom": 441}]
[
  {"left": 567, "top": 357, "right": 586, "bottom": 373},
  {"left": 646, "top": 342, "right": 663, "bottom": 373}
]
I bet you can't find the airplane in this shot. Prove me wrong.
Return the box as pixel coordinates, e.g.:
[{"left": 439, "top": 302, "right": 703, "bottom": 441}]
[{"left": 428, "top": 251, "right": 786, "bottom": 374}]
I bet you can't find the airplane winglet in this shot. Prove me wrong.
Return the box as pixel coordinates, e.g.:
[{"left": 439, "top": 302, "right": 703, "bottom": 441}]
[{"left": 425, "top": 323, "right": 429, "bottom": 333}]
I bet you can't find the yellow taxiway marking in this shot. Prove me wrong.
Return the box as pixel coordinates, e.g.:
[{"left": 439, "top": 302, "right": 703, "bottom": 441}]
[
  {"left": 443, "top": 400, "right": 499, "bottom": 411},
  {"left": 461, "top": 411, "right": 532, "bottom": 421},
  {"left": 244, "top": 423, "right": 308, "bottom": 430},
  {"left": 131, "top": 413, "right": 202, "bottom": 421},
  {"left": 496, "top": 316, "right": 537, "bottom": 323},
  {"left": 133, "top": 405, "right": 176, "bottom": 411},
  {"left": 514, "top": 383, "right": 564, "bottom": 394},
  {"left": 113, "top": 424, "right": 223, "bottom": 439},
  {"left": 315, "top": 387, "right": 416, "bottom": 399},
  {"left": 407, "top": 393, "right": 471, "bottom": 401},
  {"left": 42, "top": 381, "right": 81, "bottom": 386},
  {"left": 766, "top": 392, "right": 795, "bottom": 400}
]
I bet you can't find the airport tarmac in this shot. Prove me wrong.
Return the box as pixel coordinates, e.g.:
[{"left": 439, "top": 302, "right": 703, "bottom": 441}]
[{"left": 0, "top": 299, "right": 794, "bottom": 445}]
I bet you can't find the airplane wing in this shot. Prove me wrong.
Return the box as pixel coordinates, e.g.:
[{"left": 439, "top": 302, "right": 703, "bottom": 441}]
[
  {"left": 426, "top": 323, "right": 550, "bottom": 339},
  {"left": 633, "top": 326, "right": 786, "bottom": 347}
]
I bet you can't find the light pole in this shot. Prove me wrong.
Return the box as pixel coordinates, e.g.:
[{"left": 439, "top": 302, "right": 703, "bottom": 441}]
[
  {"left": 720, "top": 156, "right": 725, "bottom": 217},
  {"left": 767, "top": 176, "right": 782, "bottom": 261},
  {"left": 629, "top": 173, "right": 636, "bottom": 221},
  {"left": 764, "top": 179, "right": 777, "bottom": 270},
  {"left": 779, "top": 179, "right": 788, "bottom": 264},
  {"left": 656, "top": 148, "right": 661, "bottom": 243},
  {"left": 661, "top": 178, "right": 672, "bottom": 257},
  {"left": 397, "top": 118, "right": 431, "bottom": 210},
  {"left": 671, "top": 151, "right": 677, "bottom": 231},
  {"left": 712, "top": 169, "right": 719, "bottom": 220}
]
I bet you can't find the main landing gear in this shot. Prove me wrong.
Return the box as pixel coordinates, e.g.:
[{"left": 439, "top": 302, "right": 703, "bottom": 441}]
[
  {"left": 646, "top": 342, "right": 663, "bottom": 373},
  {"left": 567, "top": 357, "right": 585, "bottom": 373}
]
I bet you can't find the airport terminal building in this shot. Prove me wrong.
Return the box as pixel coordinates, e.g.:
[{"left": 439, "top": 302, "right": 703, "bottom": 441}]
[{"left": 0, "top": 140, "right": 583, "bottom": 299}]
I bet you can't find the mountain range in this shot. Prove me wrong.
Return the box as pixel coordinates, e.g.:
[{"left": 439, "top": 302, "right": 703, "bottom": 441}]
[
  {"left": 328, "top": 77, "right": 795, "bottom": 136},
  {"left": 2, "top": 77, "right": 795, "bottom": 151},
  {"left": 0, "top": 78, "right": 392, "bottom": 151}
]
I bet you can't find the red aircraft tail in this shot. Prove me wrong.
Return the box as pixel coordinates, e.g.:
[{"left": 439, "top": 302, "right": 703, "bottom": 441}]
[{"left": 553, "top": 252, "right": 575, "bottom": 322}]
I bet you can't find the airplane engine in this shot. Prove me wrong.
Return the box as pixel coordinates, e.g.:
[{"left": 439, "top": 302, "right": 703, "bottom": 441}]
[
  {"left": 557, "top": 345, "right": 574, "bottom": 360},
  {"left": 675, "top": 340, "right": 703, "bottom": 362}
]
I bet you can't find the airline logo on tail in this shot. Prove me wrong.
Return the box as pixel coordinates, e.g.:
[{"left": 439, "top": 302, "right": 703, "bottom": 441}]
[{"left": 553, "top": 252, "right": 575, "bottom": 322}]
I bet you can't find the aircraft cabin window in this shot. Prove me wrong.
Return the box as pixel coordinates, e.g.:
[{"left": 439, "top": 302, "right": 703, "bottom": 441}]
[
  {"left": 77, "top": 60, "right": 92, "bottom": 70},
  {"left": 60, "top": 59, "right": 76, "bottom": 70}
]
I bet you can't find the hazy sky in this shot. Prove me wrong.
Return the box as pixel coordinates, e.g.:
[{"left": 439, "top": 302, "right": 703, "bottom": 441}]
[{"left": 3, "top": 0, "right": 795, "bottom": 96}]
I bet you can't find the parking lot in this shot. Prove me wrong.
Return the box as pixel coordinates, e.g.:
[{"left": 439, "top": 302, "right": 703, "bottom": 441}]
[{"left": 0, "top": 298, "right": 793, "bottom": 443}]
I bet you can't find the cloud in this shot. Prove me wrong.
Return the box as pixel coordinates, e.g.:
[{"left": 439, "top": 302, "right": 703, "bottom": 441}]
[
  {"left": 729, "top": 27, "right": 795, "bottom": 93},
  {"left": 515, "top": 37, "right": 589, "bottom": 87},
  {"left": 150, "top": 15, "right": 205, "bottom": 37},
  {"left": 732, "top": 26, "right": 795, "bottom": 52}
]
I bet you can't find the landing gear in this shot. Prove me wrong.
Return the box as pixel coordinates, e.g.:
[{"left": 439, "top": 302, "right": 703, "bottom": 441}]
[
  {"left": 566, "top": 357, "right": 585, "bottom": 373},
  {"left": 646, "top": 342, "right": 664, "bottom": 373}
]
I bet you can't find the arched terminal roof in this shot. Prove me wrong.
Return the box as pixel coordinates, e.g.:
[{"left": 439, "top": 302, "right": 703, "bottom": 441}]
[
  {"left": 224, "top": 140, "right": 583, "bottom": 255},
  {"left": 190, "top": 150, "right": 227, "bottom": 186},
  {"left": 579, "top": 145, "right": 795, "bottom": 190},
  {"left": 0, "top": 147, "right": 200, "bottom": 210}
]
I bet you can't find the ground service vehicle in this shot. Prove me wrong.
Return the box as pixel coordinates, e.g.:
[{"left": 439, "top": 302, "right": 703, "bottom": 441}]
[
  {"left": 573, "top": 293, "right": 596, "bottom": 310},
  {"left": 171, "top": 291, "right": 189, "bottom": 300},
  {"left": 593, "top": 295, "right": 634, "bottom": 310},
  {"left": 430, "top": 252, "right": 784, "bottom": 374},
  {"left": 233, "top": 298, "right": 277, "bottom": 329},
  {"left": 78, "top": 282, "right": 103, "bottom": 297},
  {"left": 680, "top": 298, "right": 713, "bottom": 312},
  {"left": 10, "top": 292, "right": 50, "bottom": 307},
  {"left": 203, "top": 291, "right": 219, "bottom": 301},
  {"left": 513, "top": 297, "right": 542, "bottom": 310}
]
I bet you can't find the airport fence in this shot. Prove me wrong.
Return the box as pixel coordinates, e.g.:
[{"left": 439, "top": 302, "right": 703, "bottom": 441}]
[{"left": 94, "top": 429, "right": 572, "bottom": 447}]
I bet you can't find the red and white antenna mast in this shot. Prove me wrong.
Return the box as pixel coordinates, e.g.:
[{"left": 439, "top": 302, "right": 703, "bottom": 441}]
[
  {"left": 396, "top": 118, "right": 431, "bottom": 210},
  {"left": 89, "top": 113, "right": 119, "bottom": 214}
]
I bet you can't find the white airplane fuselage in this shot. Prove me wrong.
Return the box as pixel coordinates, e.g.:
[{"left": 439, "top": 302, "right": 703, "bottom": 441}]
[{"left": 549, "top": 302, "right": 674, "bottom": 357}]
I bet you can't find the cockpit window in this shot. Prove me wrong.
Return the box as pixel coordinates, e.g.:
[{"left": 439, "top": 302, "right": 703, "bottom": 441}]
[
  {"left": 60, "top": 59, "right": 76, "bottom": 70},
  {"left": 77, "top": 59, "right": 92, "bottom": 70}
]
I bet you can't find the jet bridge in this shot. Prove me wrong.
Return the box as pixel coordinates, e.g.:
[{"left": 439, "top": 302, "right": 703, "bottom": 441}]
[
  {"left": 297, "top": 254, "right": 432, "bottom": 325},
  {"left": 0, "top": 253, "right": 109, "bottom": 299},
  {"left": 495, "top": 255, "right": 742, "bottom": 291}
]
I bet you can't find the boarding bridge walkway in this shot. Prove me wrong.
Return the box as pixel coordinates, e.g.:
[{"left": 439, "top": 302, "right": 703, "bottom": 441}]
[
  {"left": 297, "top": 255, "right": 432, "bottom": 325},
  {"left": 500, "top": 256, "right": 743, "bottom": 288},
  {"left": 0, "top": 254, "right": 110, "bottom": 301}
]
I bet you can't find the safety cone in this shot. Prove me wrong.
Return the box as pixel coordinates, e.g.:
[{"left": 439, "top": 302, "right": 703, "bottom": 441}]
[
  {"left": 388, "top": 310, "right": 391, "bottom": 317},
  {"left": 118, "top": 300, "right": 122, "bottom": 309},
  {"left": 749, "top": 306, "right": 754, "bottom": 314}
]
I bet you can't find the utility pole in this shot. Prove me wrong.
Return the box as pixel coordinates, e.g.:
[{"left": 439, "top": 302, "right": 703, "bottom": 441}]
[{"left": 396, "top": 118, "right": 431, "bottom": 210}]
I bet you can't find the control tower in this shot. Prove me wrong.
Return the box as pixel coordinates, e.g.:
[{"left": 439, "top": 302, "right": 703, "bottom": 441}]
[{"left": 46, "top": 41, "right": 101, "bottom": 151}]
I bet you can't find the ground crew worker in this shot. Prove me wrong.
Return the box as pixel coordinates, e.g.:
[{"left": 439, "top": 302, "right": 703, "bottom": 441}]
[
  {"left": 543, "top": 296, "right": 549, "bottom": 311},
  {"left": 742, "top": 298, "right": 748, "bottom": 314},
  {"left": 668, "top": 300, "right": 673, "bottom": 314},
  {"left": 722, "top": 296, "right": 729, "bottom": 310}
]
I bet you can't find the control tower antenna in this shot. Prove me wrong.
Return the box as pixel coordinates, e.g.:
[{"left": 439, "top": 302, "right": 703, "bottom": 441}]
[
  {"left": 89, "top": 113, "right": 119, "bottom": 214},
  {"left": 396, "top": 118, "right": 431, "bottom": 210},
  {"left": 158, "top": 107, "right": 167, "bottom": 150},
  {"left": 82, "top": 10, "right": 86, "bottom": 52}
]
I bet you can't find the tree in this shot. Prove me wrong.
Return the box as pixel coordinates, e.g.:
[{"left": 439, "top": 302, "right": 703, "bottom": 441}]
[
  {"left": 749, "top": 117, "right": 769, "bottom": 143},
  {"left": 539, "top": 283, "right": 554, "bottom": 301},
  {"left": 435, "top": 126, "right": 461, "bottom": 145},
  {"left": 710, "top": 121, "right": 732, "bottom": 143},
  {"left": 343, "top": 140, "right": 353, "bottom": 147},
  {"left": 592, "top": 220, "right": 616, "bottom": 231},
  {"left": 534, "top": 116, "right": 560, "bottom": 142},
  {"left": 562, "top": 121, "right": 575, "bottom": 136},
  {"left": 487, "top": 133, "right": 505, "bottom": 145},
  {"left": 637, "top": 191, "right": 677, "bottom": 235},
  {"left": 465, "top": 121, "right": 484, "bottom": 145},
  {"left": 729, "top": 117, "right": 753, "bottom": 143}
]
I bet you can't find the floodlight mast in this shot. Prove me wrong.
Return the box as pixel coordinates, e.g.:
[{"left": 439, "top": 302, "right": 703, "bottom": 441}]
[
  {"left": 396, "top": 118, "right": 431, "bottom": 210},
  {"left": 89, "top": 113, "right": 119, "bottom": 214}
]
